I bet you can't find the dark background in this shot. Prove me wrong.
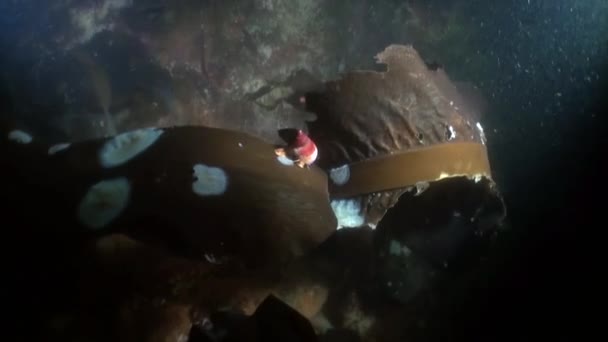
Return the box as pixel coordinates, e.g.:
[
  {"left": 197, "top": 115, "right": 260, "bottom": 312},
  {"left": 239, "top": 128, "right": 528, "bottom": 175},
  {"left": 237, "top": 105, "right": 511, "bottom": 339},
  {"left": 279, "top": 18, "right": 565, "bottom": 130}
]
[
  {"left": 0, "top": 0, "right": 605, "bottom": 340},
  {"left": 442, "top": 1, "right": 606, "bottom": 339}
]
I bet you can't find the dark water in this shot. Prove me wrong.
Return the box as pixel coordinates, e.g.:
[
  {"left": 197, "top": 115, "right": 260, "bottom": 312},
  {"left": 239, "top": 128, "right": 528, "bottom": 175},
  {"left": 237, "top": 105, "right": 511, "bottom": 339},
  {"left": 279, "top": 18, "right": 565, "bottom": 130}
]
[
  {"left": 0, "top": 0, "right": 605, "bottom": 340},
  {"left": 441, "top": 1, "right": 606, "bottom": 339}
]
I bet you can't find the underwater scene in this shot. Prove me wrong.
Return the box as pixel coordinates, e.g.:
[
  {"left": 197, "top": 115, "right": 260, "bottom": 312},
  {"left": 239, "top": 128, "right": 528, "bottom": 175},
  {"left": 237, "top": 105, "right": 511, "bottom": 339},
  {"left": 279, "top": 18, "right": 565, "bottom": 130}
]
[{"left": 1, "top": 0, "right": 605, "bottom": 341}]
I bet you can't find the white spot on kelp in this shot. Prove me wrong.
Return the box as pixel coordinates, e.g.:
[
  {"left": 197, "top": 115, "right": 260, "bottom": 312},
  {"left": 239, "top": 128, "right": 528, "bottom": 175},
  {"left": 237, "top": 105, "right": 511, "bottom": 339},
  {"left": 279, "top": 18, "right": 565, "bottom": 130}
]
[
  {"left": 276, "top": 154, "right": 294, "bottom": 166},
  {"left": 48, "top": 143, "right": 71, "bottom": 155},
  {"left": 77, "top": 177, "right": 130, "bottom": 229},
  {"left": 99, "top": 127, "right": 164, "bottom": 168},
  {"left": 8, "top": 130, "right": 33, "bottom": 144},
  {"left": 192, "top": 164, "right": 228, "bottom": 196},
  {"left": 204, "top": 253, "right": 222, "bottom": 264},
  {"left": 329, "top": 164, "right": 350, "bottom": 186}
]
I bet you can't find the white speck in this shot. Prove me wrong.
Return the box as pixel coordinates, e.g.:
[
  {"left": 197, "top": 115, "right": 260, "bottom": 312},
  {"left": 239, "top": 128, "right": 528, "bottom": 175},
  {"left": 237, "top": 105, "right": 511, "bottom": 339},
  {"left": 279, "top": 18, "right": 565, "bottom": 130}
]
[
  {"left": 276, "top": 154, "right": 294, "bottom": 166},
  {"left": 8, "top": 130, "right": 33, "bottom": 144},
  {"left": 367, "top": 222, "right": 377, "bottom": 229},
  {"left": 414, "top": 181, "right": 429, "bottom": 196},
  {"left": 389, "top": 240, "right": 412, "bottom": 256},
  {"left": 448, "top": 125, "right": 456, "bottom": 140},
  {"left": 329, "top": 164, "right": 350, "bottom": 186},
  {"left": 438, "top": 172, "right": 451, "bottom": 180},
  {"left": 308, "top": 145, "right": 318, "bottom": 164},
  {"left": 389, "top": 240, "right": 401, "bottom": 255},
  {"left": 48, "top": 143, "right": 71, "bottom": 155},
  {"left": 192, "top": 163, "right": 228, "bottom": 196},
  {"left": 238, "top": 142, "right": 243, "bottom": 148},
  {"left": 331, "top": 198, "right": 365, "bottom": 229},
  {"left": 204, "top": 253, "right": 222, "bottom": 264},
  {"left": 476, "top": 122, "right": 486, "bottom": 145},
  {"left": 402, "top": 245, "right": 412, "bottom": 256},
  {"left": 77, "top": 177, "right": 131, "bottom": 230},
  {"left": 449, "top": 101, "right": 454, "bottom": 106},
  {"left": 99, "top": 127, "right": 164, "bottom": 168}
]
